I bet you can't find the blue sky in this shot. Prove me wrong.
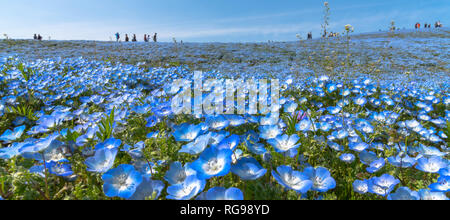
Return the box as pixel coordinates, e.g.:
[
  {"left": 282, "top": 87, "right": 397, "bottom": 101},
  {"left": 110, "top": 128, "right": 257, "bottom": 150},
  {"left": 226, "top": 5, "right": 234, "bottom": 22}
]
[{"left": 0, "top": 0, "right": 448, "bottom": 42}]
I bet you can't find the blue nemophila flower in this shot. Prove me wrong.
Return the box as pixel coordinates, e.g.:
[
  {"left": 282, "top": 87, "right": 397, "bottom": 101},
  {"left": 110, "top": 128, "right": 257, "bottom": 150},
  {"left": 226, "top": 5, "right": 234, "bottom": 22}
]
[
  {"left": 27, "top": 125, "right": 49, "bottom": 135},
  {"left": 122, "top": 141, "right": 145, "bottom": 159},
  {"left": 387, "top": 187, "right": 420, "bottom": 200},
  {"left": 129, "top": 177, "right": 165, "bottom": 200},
  {"left": 366, "top": 158, "right": 386, "bottom": 173},
  {"left": 226, "top": 115, "right": 246, "bottom": 127},
  {"left": 46, "top": 161, "right": 74, "bottom": 177},
  {"left": 259, "top": 125, "right": 282, "bottom": 140},
  {"left": 340, "top": 153, "right": 355, "bottom": 163},
  {"left": 303, "top": 167, "right": 336, "bottom": 192},
  {"left": 0, "top": 141, "right": 28, "bottom": 159},
  {"left": 244, "top": 139, "right": 267, "bottom": 155},
  {"left": 19, "top": 132, "right": 60, "bottom": 154},
  {"left": 29, "top": 164, "right": 45, "bottom": 177},
  {"left": 353, "top": 180, "right": 369, "bottom": 194},
  {"left": 416, "top": 144, "right": 447, "bottom": 157},
  {"left": 102, "top": 164, "right": 143, "bottom": 199},
  {"left": 349, "top": 142, "right": 369, "bottom": 152},
  {"left": 145, "top": 115, "right": 160, "bottom": 128},
  {"left": 206, "top": 115, "right": 230, "bottom": 130},
  {"left": 327, "top": 106, "right": 341, "bottom": 115},
  {"left": 328, "top": 141, "right": 344, "bottom": 151},
  {"left": 133, "top": 159, "right": 158, "bottom": 178},
  {"left": 0, "top": 125, "right": 25, "bottom": 143},
  {"left": 166, "top": 175, "right": 205, "bottom": 200},
  {"left": 267, "top": 134, "right": 300, "bottom": 153},
  {"left": 190, "top": 147, "right": 233, "bottom": 180},
  {"left": 282, "top": 148, "right": 298, "bottom": 159},
  {"left": 75, "top": 126, "right": 98, "bottom": 146},
  {"left": 416, "top": 156, "right": 448, "bottom": 173},
  {"left": 405, "top": 120, "right": 420, "bottom": 129},
  {"left": 296, "top": 119, "right": 311, "bottom": 132},
  {"left": 388, "top": 155, "right": 416, "bottom": 168},
  {"left": 232, "top": 149, "right": 243, "bottom": 163},
  {"left": 439, "top": 167, "right": 450, "bottom": 177},
  {"left": 164, "top": 162, "right": 197, "bottom": 185},
  {"left": 146, "top": 131, "right": 159, "bottom": 139},
  {"left": 202, "top": 187, "right": 244, "bottom": 200},
  {"left": 354, "top": 96, "right": 367, "bottom": 106},
  {"left": 209, "top": 131, "right": 229, "bottom": 146},
  {"left": 95, "top": 138, "right": 122, "bottom": 150},
  {"left": 418, "top": 189, "right": 448, "bottom": 200},
  {"left": 429, "top": 176, "right": 449, "bottom": 192},
  {"left": 172, "top": 123, "right": 202, "bottom": 142},
  {"left": 284, "top": 101, "right": 298, "bottom": 113},
  {"left": 231, "top": 157, "right": 267, "bottom": 180},
  {"left": 355, "top": 119, "right": 374, "bottom": 134},
  {"left": 367, "top": 174, "right": 400, "bottom": 196},
  {"left": 179, "top": 133, "right": 211, "bottom": 155},
  {"left": 326, "top": 83, "right": 337, "bottom": 93},
  {"left": 272, "top": 165, "right": 313, "bottom": 194},
  {"left": 85, "top": 148, "right": 118, "bottom": 173},
  {"left": 215, "top": 134, "right": 240, "bottom": 151},
  {"left": 359, "top": 151, "right": 378, "bottom": 165},
  {"left": 332, "top": 129, "right": 349, "bottom": 140},
  {"left": 318, "top": 122, "right": 332, "bottom": 132}
]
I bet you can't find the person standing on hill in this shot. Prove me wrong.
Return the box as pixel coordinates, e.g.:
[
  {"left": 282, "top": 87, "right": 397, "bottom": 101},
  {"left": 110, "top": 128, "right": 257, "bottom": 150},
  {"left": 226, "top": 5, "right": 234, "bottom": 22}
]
[
  {"left": 144, "top": 34, "right": 148, "bottom": 42},
  {"left": 115, "top": 32, "right": 120, "bottom": 42},
  {"left": 153, "top": 33, "right": 157, "bottom": 42},
  {"left": 132, "top": 34, "right": 137, "bottom": 42},
  {"left": 125, "top": 34, "right": 129, "bottom": 42},
  {"left": 33, "top": 34, "right": 37, "bottom": 40}
]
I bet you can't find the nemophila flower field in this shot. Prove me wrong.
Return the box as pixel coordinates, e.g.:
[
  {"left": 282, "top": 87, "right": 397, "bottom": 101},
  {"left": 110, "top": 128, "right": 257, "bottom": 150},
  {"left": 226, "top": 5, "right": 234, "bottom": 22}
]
[{"left": 0, "top": 30, "right": 449, "bottom": 200}]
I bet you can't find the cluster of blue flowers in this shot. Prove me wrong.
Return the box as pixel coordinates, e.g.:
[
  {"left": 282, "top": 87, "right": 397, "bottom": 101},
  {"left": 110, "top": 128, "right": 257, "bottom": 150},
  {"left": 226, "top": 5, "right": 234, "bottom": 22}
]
[{"left": 0, "top": 55, "right": 448, "bottom": 200}]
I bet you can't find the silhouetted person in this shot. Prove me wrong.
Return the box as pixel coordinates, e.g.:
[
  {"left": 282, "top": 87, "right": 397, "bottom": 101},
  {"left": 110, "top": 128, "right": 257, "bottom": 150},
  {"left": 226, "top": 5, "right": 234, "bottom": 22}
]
[
  {"left": 132, "top": 34, "right": 137, "bottom": 42},
  {"left": 37, "top": 34, "right": 42, "bottom": 41},
  {"left": 125, "top": 34, "right": 129, "bottom": 42},
  {"left": 115, "top": 32, "right": 120, "bottom": 42},
  {"left": 144, "top": 34, "right": 148, "bottom": 42},
  {"left": 33, "top": 34, "right": 37, "bottom": 40},
  {"left": 153, "top": 33, "right": 157, "bottom": 42}
]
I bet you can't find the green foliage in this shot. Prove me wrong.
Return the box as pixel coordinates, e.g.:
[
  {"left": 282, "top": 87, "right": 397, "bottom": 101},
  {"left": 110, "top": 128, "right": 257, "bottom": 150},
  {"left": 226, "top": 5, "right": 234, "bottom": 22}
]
[
  {"left": 96, "top": 107, "right": 115, "bottom": 141},
  {"left": 6, "top": 104, "right": 38, "bottom": 121},
  {"left": 283, "top": 112, "right": 298, "bottom": 135},
  {"left": 16, "top": 63, "right": 34, "bottom": 82}
]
